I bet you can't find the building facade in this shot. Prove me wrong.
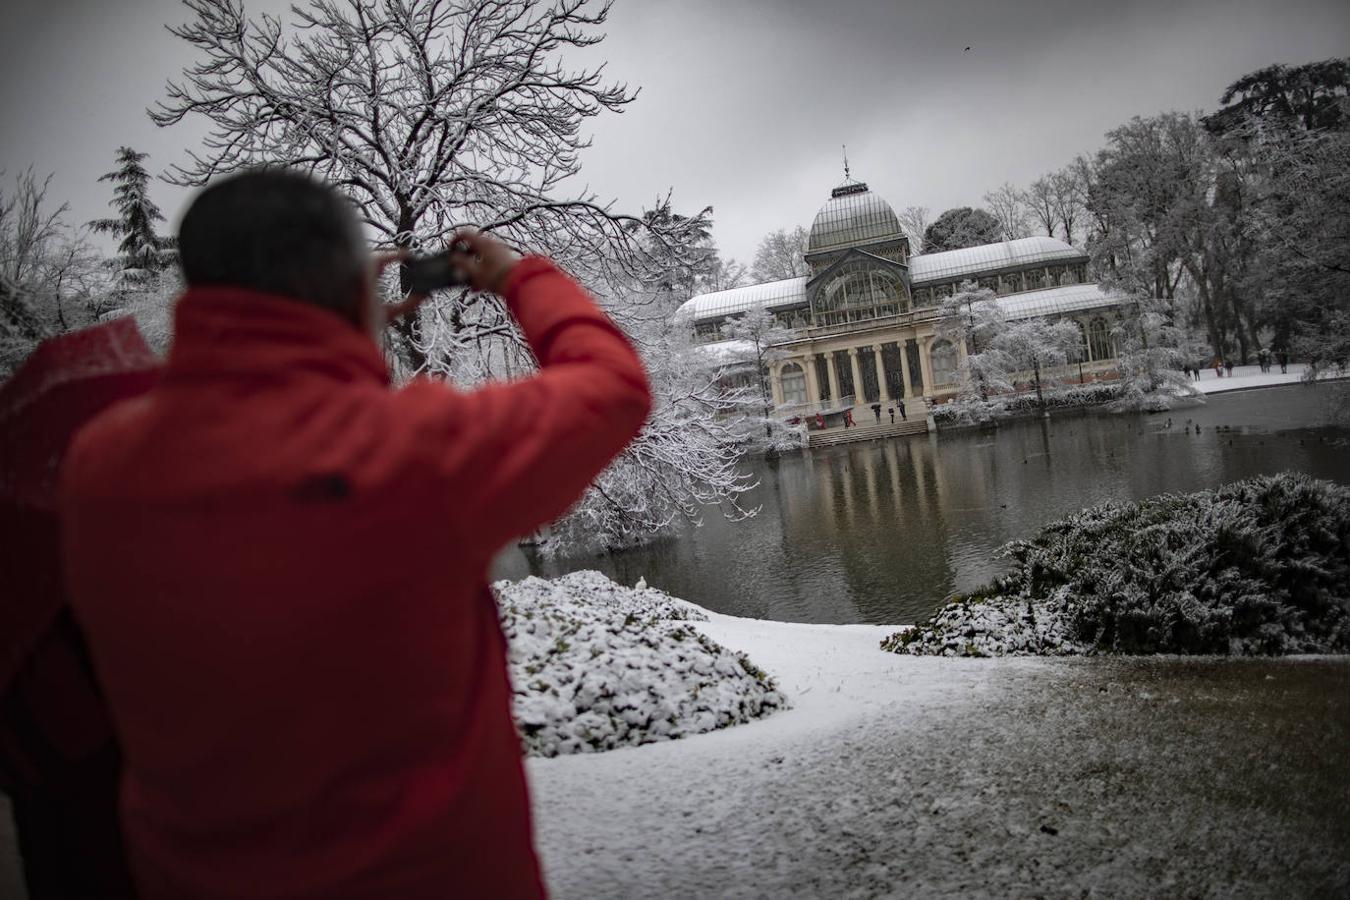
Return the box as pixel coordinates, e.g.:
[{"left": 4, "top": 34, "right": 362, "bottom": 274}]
[{"left": 678, "top": 179, "right": 1126, "bottom": 438}]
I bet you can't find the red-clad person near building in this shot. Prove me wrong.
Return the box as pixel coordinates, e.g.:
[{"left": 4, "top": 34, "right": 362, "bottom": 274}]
[{"left": 60, "top": 170, "right": 652, "bottom": 899}]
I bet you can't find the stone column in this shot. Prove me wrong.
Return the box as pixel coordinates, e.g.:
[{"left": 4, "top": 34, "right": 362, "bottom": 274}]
[
  {"left": 898, "top": 340, "right": 914, "bottom": 398},
  {"left": 872, "top": 345, "right": 890, "bottom": 403},
  {"left": 825, "top": 351, "right": 841, "bottom": 403},
  {"left": 802, "top": 354, "right": 821, "bottom": 406},
  {"left": 918, "top": 336, "right": 935, "bottom": 396},
  {"left": 773, "top": 362, "right": 790, "bottom": 409},
  {"left": 847, "top": 347, "right": 864, "bottom": 404}
]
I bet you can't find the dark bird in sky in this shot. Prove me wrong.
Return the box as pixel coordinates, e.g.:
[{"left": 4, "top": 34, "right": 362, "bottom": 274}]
[{"left": 964, "top": 46, "right": 971, "bottom": 51}]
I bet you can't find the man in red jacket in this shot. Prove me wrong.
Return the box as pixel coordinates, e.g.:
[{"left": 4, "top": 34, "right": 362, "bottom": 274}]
[{"left": 60, "top": 169, "right": 652, "bottom": 898}]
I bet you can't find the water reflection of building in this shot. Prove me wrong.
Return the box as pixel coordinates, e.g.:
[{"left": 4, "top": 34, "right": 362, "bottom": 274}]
[{"left": 678, "top": 176, "right": 1128, "bottom": 444}]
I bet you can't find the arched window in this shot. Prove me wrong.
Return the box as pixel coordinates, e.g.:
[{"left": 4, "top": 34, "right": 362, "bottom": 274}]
[
  {"left": 780, "top": 362, "right": 807, "bottom": 406},
  {"left": 813, "top": 262, "right": 906, "bottom": 327},
  {"left": 930, "top": 339, "right": 959, "bottom": 386},
  {"left": 1087, "top": 317, "right": 1113, "bottom": 361}
]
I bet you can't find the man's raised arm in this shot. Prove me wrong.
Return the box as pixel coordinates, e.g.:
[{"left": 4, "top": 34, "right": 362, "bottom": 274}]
[{"left": 396, "top": 233, "right": 653, "bottom": 553}]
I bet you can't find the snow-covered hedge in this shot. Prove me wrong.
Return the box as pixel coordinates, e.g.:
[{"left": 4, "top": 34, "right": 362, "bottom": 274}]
[
  {"left": 931, "top": 382, "right": 1124, "bottom": 426},
  {"left": 494, "top": 571, "right": 787, "bottom": 757},
  {"left": 882, "top": 473, "right": 1350, "bottom": 657}
]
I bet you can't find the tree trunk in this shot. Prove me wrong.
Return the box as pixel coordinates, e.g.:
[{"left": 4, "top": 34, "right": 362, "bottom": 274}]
[
  {"left": 758, "top": 346, "right": 772, "bottom": 438},
  {"left": 388, "top": 210, "right": 429, "bottom": 374},
  {"left": 1187, "top": 262, "right": 1223, "bottom": 362}
]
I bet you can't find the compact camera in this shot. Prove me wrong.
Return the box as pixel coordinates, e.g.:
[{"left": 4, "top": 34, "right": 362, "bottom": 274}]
[{"left": 404, "top": 241, "right": 473, "bottom": 293}]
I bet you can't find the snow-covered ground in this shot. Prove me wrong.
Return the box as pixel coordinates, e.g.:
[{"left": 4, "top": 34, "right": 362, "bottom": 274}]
[
  {"left": 529, "top": 608, "right": 1350, "bottom": 898},
  {"left": 1191, "top": 362, "right": 1326, "bottom": 394},
  {"left": 4, "top": 579, "right": 1347, "bottom": 896}
]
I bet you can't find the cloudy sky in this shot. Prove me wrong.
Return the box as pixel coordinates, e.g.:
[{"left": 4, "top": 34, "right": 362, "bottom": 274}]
[{"left": 2, "top": 0, "right": 1347, "bottom": 268}]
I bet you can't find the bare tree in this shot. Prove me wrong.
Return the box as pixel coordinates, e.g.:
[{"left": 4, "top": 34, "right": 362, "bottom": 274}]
[
  {"left": 1070, "top": 154, "right": 1106, "bottom": 247},
  {"left": 150, "top": 0, "right": 752, "bottom": 557},
  {"left": 700, "top": 253, "right": 749, "bottom": 293},
  {"left": 750, "top": 226, "right": 809, "bottom": 281},
  {"left": 1021, "top": 177, "right": 1057, "bottom": 238},
  {"left": 1049, "top": 167, "right": 1086, "bottom": 246},
  {"left": 152, "top": 0, "right": 709, "bottom": 372},
  {"left": 896, "top": 205, "right": 931, "bottom": 254},
  {"left": 982, "top": 183, "right": 1030, "bottom": 240},
  {"left": 0, "top": 170, "right": 66, "bottom": 336},
  {"left": 1, "top": 170, "right": 106, "bottom": 372}
]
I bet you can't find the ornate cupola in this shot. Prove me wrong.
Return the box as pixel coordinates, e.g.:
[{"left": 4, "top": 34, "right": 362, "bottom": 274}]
[{"left": 803, "top": 177, "right": 913, "bottom": 327}]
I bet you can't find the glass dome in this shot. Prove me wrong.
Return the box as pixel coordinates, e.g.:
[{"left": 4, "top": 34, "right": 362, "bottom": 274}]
[{"left": 807, "top": 181, "right": 904, "bottom": 253}]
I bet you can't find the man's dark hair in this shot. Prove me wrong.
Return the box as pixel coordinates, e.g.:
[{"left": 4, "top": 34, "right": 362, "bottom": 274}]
[{"left": 178, "top": 168, "right": 366, "bottom": 318}]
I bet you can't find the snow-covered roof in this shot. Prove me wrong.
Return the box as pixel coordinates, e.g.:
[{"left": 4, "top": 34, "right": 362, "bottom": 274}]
[
  {"left": 688, "top": 338, "right": 758, "bottom": 367},
  {"left": 675, "top": 277, "right": 808, "bottom": 321},
  {"left": 688, "top": 283, "right": 1125, "bottom": 355},
  {"left": 678, "top": 237, "right": 1089, "bottom": 324},
  {"left": 807, "top": 181, "right": 904, "bottom": 253},
  {"left": 997, "top": 283, "right": 1126, "bottom": 320},
  {"left": 910, "top": 236, "right": 1085, "bottom": 283}
]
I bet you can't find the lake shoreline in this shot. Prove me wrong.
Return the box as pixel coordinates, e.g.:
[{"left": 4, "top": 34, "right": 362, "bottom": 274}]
[{"left": 498, "top": 380, "right": 1350, "bottom": 627}]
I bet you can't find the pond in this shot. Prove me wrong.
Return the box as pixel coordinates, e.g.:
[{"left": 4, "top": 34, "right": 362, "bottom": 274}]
[{"left": 492, "top": 384, "right": 1350, "bottom": 625}]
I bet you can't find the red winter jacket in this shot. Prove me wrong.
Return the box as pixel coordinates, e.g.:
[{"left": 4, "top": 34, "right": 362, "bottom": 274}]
[{"left": 60, "top": 257, "right": 651, "bottom": 899}]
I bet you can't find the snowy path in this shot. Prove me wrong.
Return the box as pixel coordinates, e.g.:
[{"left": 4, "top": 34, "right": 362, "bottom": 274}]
[
  {"left": 1189, "top": 362, "right": 1342, "bottom": 395},
  {"left": 529, "top": 614, "right": 1350, "bottom": 898}
]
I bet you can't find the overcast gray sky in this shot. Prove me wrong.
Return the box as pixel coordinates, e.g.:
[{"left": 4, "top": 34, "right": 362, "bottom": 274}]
[{"left": 2, "top": 0, "right": 1348, "bottom": 267}]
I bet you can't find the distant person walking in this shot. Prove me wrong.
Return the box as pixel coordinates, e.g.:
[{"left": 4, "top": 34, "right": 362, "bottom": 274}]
[
  {"left": 1225, "top": 359, "right": 1235, "bottom": 378},
  {"left": 1214, "top": 359, "right": 1224, "bottom": 378},
  {"left": 815, "top": 412, "right": 825, "bottom": 430},
  {"left": 888, "top": 407, "right": 895, "bottom": 424},
  {"left": 897, "top": 398, "right": 907, "bottom": 420},
  {"left": 845, "top": 409, "right": 855, "bottom": 428},
  {"left": 871, "top": 402, "right": 881, "bottom": 423},
  {"left": 1279, "top": 351, "right": 1288, "bottom": 374}
]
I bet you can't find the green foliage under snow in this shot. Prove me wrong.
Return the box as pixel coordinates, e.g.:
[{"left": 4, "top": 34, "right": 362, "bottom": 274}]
[{"left": 883, "top": 473, "right": 1350, "bottom": 657}]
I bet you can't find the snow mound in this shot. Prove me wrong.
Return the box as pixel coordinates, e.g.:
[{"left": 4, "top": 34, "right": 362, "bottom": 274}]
[
  {"left": 884, "top": 473, "right": 1350, "bottom": 657},
  {"left": 494, "top": 571, "right": 787, "bottom": 757}
]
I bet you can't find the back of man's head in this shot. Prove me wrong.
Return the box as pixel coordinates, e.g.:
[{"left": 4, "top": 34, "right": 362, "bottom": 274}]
[{"left": 178, "top": 168, "right": 367, "bottom": 319}]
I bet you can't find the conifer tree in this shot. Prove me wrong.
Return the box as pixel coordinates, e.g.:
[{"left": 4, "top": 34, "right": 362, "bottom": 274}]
[{"left": 90, "top": 147, "right": 174, "bottom": 282}]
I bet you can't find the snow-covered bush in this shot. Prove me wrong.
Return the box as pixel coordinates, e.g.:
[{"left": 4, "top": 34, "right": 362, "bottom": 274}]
[
  {"left": 494, "top": 571, "right": 787, "bottom": 757},
  {"left": 931, "top": 382, "right": 1124, "bottom": 426},
  {"left": 883, "top": 473, "right": 1350, "bottom": 657}
]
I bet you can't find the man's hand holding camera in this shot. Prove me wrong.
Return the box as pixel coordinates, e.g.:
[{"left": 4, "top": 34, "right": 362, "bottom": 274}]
[{"left": 379, "top": 229, "right": 520, "bottom": 325}]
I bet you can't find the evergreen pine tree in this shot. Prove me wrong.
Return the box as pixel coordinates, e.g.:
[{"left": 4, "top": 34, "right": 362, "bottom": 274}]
[{"left": 90, "top": 147, "right": 174, "bottom": 282}]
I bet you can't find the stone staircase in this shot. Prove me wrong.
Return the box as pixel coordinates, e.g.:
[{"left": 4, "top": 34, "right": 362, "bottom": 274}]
[{"left": 806, "top": 410, "right": 931, "bottom": 448}]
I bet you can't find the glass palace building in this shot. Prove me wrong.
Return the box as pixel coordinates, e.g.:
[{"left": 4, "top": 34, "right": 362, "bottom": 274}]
[{"left": 677, "top": 178, "right": 1126, "bottom": 440}]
